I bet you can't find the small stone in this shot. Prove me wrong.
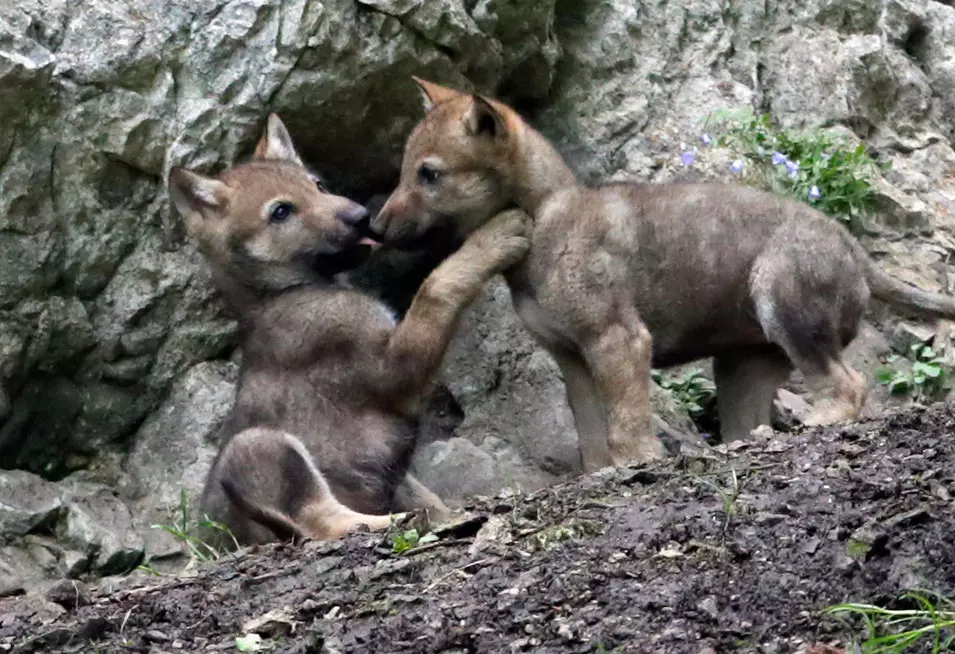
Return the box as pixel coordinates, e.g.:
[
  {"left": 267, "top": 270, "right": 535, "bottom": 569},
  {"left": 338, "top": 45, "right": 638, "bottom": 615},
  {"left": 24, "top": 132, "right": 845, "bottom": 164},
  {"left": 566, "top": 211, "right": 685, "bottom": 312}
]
[
  {"left": 314, "top": 556, "right": 342, "bottom": 575},
  {"left": 891, "top": 322, "right": 936, "bottom": 355},
  {"left": 62, "top": 551, "right": 91, "bottom": 579},
  {"left": 45, "top": 579, "right": 93, "bottom": 609},
  {"left": 698, "top": 597, "right": 719, "bottom": 619},
  {"left": 557, "top": 623, "right": 574, "bottom": 640},
  {"left": 835, "top": 550, "right": 860, "bottom": 574},
  {"left": 801, "top": 537, "right": 822, "bottom": 555},
  {"left": 883, "top": 506, "right": 930, "bottom": 529},
  {"left": 0, "top": 471, "right": 64, "bottom": 542},
  {"left": 774, "top": 390, "right": 812, "bottom": 428}
]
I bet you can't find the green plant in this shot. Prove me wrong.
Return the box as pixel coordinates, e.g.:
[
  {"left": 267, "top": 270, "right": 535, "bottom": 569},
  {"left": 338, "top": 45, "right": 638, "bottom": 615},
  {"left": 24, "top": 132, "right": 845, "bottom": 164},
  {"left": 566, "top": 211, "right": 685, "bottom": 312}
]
[
  {"left": 136, "top": 563, "right": 162, "bottom": 576},
  {"left": 694, "top": 466, "right": 743, "bottom": 536},
  {"left": 876, "top": 342, "right": 952, "bottom": 403},
  {"left": 235, "top": 633, "right": 264, "bottom": 652},
  {"left": 390, "top": 528, "right": 439, "bottom": 555},
  {"left": 700, "top": 108, "right": 888, "bottom": 231},
  {"left": 594, "top": 644, "right": 623, "bottom": 653},
  {"left": 151, "top": 488, "right": 237, "bottom": 562},
  {"left": 826, "top": 590, "right": 955, "bottom": 653},
  {"left": 525, "top": 519, "right": 603, "bottom": 553},
  {"left": 652, "top": 367, "right": 716, "bottom": 417}
]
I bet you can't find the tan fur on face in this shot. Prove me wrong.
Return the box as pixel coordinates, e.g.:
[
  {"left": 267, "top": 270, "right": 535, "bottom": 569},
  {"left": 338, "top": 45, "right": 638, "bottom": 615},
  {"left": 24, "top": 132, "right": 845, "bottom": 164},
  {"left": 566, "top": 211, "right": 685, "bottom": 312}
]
[
  {"left": 371, "top": 89, "right": 526, "bottom": 246},
  {"left": 212, "top": 161, "right": 360, "bottom": 259},
  {"left": 169, "top": 118, "right": 372, "bottom": 294}
]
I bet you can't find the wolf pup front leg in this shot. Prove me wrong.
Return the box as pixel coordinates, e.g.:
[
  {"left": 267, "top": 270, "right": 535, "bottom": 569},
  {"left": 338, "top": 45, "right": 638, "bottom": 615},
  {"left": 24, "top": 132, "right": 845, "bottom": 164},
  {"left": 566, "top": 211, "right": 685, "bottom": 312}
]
[
  {"left": 379, "top": 210, "right": 530, "bottom": 519},
  {"left": 581, "top": 313, "right": 662, "bottom": 467},
  {"left": 378, "top": 208, "right": 530, "bottom": 405}
]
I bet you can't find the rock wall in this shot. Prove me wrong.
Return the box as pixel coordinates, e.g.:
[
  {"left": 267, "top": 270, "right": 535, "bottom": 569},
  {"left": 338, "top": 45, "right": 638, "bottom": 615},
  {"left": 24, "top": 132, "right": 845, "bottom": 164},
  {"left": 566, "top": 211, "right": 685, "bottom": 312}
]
[
  {"left": 2, "top": 0, "right": 955, "bottom": 588},
  {"left": 0, "top": 0, "right": 559, "bottom": 478}
]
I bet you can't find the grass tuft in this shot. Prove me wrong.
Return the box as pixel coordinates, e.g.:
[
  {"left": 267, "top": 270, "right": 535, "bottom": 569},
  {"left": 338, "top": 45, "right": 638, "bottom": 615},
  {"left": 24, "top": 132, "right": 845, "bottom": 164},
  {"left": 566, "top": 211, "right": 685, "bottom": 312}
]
[
  {"left": 151, "top": 488, "right": 237, "bottom": 563},
  {"left": 826, "top": 590, "right": 955, "bottom": 653}
]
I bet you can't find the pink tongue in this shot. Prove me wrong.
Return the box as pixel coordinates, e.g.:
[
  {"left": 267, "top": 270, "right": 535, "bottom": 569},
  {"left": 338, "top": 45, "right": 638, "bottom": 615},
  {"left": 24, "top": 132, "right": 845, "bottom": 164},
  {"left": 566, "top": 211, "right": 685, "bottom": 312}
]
[{"left": 359, "top": 237, "right": 382, "bottom": 248}]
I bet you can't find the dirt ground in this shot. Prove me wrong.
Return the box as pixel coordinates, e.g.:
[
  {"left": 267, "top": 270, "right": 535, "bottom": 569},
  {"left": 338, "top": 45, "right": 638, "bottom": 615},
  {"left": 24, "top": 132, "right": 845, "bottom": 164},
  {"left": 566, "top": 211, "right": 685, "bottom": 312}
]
[{"left": 2, "top": 405, "right": 955, "bottom": 654}]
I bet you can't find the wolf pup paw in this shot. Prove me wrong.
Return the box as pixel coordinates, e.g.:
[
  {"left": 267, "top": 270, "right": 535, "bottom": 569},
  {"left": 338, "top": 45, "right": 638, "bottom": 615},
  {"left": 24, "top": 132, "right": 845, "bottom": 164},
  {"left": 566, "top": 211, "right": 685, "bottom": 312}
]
[{"left": 469, "top": 208, "right": 532, "bottom": 270}]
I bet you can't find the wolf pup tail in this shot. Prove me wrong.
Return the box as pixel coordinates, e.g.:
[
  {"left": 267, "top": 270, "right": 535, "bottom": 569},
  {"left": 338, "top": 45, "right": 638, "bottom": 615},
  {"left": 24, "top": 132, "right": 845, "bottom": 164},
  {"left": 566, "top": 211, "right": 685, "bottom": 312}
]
[
  {"left": 849, "top": 235, "right": 955, "bottom": 318},
  {"left": 866, "top": 263, "right": 955, "bottom": 319}
]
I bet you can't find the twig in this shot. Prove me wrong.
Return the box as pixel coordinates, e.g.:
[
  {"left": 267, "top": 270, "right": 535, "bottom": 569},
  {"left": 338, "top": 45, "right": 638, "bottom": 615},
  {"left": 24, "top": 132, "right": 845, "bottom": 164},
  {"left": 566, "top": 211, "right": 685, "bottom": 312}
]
[
  {"left": 423, "top": 558, "right": 495, "bottom": 593},
  {"left": 403, "top": 538, "right": 472, "bottom": 556},
  {"left": 246, "top": 564, "right": 303, "bottom": 585},
  {"left": 119, "top": 605, "right": 137, "bottom": 637}
]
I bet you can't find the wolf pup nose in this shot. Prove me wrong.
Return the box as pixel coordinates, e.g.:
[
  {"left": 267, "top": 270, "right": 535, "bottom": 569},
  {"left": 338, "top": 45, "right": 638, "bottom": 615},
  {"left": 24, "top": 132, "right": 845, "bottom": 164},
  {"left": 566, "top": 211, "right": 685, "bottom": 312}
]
[
  {"left": 335, "top": 203, "right": 379, "bottom": 248},
  {"left": 336, "top": 204, "right": 370, "bottom": 227}
]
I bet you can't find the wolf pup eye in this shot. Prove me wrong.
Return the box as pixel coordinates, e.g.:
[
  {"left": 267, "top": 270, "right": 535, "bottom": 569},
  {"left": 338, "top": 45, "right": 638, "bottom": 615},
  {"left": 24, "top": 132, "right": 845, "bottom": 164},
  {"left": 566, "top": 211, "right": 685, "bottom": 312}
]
[
  {"left": 269, "top": 202, "right": 295, "bottom": 223},
  {"left": 418, "top": 164, "right": 442, "bottom": 185}
]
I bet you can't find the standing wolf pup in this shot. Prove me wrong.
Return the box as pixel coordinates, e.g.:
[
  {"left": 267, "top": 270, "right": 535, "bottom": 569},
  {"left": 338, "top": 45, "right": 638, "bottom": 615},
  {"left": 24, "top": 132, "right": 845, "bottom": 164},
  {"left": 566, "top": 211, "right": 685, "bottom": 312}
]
[
  {"left": 168, "top": 114, "right": 530, "bottom": 545},
  {"left": 370, "top": 78, "right": 955, "bottom": 472}
]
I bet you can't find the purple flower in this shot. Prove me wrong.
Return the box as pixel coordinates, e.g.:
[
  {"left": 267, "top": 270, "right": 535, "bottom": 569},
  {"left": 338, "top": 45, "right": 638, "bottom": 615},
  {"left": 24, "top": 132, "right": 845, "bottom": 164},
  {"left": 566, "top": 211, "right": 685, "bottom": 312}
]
[
  {"left": 772, "top": 151, "right": 788, "bottom": 166},
  {"left": 809, "top": 185, "right": 822, "bottom": 201},
  {"left": 701, "top": 133, "right": 713, "bottom": 147},
  {"left": 681, "top": 149, "right": 696, "bottom": 166},
  {"left": 729, "top": 159, "right": 745, "bottom": 174},
  {"left": 785, "top": 159, "right": 800, "bottom": 179}
]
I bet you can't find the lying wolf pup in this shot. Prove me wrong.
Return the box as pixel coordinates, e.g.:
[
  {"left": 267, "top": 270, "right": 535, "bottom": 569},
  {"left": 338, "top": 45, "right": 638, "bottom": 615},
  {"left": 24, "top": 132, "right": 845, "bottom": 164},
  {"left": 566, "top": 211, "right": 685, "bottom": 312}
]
[
  {"left": 370, "top": 78, "right": 955, "bottom": 472},
  {"left": 168, "top": 115, "right": 529, "bottom": 544}
]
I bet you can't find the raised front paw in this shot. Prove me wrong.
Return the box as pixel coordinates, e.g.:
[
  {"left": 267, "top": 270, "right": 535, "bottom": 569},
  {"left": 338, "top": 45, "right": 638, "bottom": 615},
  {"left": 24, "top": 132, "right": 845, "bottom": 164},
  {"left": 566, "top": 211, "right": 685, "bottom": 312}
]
[{"left": 468, "top": 208, "right": 532, "bottom": 269}]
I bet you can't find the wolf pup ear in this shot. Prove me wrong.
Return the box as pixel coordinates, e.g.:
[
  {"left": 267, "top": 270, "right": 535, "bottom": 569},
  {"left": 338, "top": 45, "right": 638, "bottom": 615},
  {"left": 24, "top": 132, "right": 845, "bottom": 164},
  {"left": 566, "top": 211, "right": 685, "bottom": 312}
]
[
  {"left": 253, "top": 114, "right": 305, "bottom": 167},
  {"left": 465, "top": 95, "right": 507, "bottom": 140},
  {"left": 168, "top": 166, "right": 231, "bottom": 220},
  {"left": 412, "top": 76, "right": 461, "bottom": 112}
]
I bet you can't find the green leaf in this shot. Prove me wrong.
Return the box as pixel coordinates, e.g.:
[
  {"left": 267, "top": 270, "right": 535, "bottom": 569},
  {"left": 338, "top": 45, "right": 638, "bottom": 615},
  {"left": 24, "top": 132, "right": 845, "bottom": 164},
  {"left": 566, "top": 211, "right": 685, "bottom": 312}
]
[
  {"left": 875, "top": 368, "right": 896, "bottom": 384},
  {"left": 889, "top": 379, "right": 911, "bottom": 395},
  {"left": 920, "top": 363, "right": 942, "bottom": 378},
  {"left": 236, "top": 634, "right": 263, "bottom": 652}
]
